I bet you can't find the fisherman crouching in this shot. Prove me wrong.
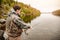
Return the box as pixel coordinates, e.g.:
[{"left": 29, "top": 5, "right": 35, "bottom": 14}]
[{"left": 4, "top": 5, "right": 31, "bottom": 40}]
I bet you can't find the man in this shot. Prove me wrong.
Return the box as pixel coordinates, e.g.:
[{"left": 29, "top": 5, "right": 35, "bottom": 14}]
[{"left": 4, "top": 5, "right": 31, "bottom": 40}]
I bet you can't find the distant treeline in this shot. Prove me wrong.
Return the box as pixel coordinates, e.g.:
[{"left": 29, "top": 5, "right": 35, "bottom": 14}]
[{"left": 52, "top": 9, "right": 60, "bottom": 16}]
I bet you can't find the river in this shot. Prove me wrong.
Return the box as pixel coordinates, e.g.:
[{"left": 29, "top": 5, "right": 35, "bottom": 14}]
[{"left": 21, "top": 13, "right": 60, "bottom": 40}]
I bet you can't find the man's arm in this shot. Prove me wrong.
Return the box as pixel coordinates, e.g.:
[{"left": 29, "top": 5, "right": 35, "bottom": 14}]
[{"left": 13, "top": 17, "right": 31, "bottom": 29}]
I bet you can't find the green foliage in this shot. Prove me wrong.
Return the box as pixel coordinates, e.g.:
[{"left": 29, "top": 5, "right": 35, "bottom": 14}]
[
  {"left": 0, "top": 0, "right": 3, "bottom": 5},
  {"left": 0, "top": 0, "right": 41, "bottom": 23},
  {"left": 0, "top": 0, "right": 14, "bottom": 18},
  {"left": 20, "top": 6, "right": 40, "bottom": 23}
]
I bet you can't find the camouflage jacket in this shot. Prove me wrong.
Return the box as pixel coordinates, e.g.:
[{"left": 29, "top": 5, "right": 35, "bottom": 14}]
[{"left": 6, "top": 12, "right": 30, "bottom": 37}]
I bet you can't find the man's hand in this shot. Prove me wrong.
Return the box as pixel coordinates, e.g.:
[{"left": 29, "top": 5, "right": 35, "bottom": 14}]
[{"left": 23, "top": 26, "right": 32, "bottom": 35}]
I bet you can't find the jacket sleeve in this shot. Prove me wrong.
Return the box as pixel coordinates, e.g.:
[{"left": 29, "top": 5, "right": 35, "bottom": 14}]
[{"left": 13, "top": 17, "right": 30, "bottom": 29}]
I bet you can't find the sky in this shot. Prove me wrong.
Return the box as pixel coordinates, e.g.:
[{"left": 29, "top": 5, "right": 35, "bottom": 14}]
[{"left": 16, "top": 0, "right": 60, "bottom": 12}]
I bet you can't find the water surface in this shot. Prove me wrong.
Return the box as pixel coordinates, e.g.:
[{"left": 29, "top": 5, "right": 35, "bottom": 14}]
[{"left": 22, "top": 13, "right": 60, "bottom": 40}]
